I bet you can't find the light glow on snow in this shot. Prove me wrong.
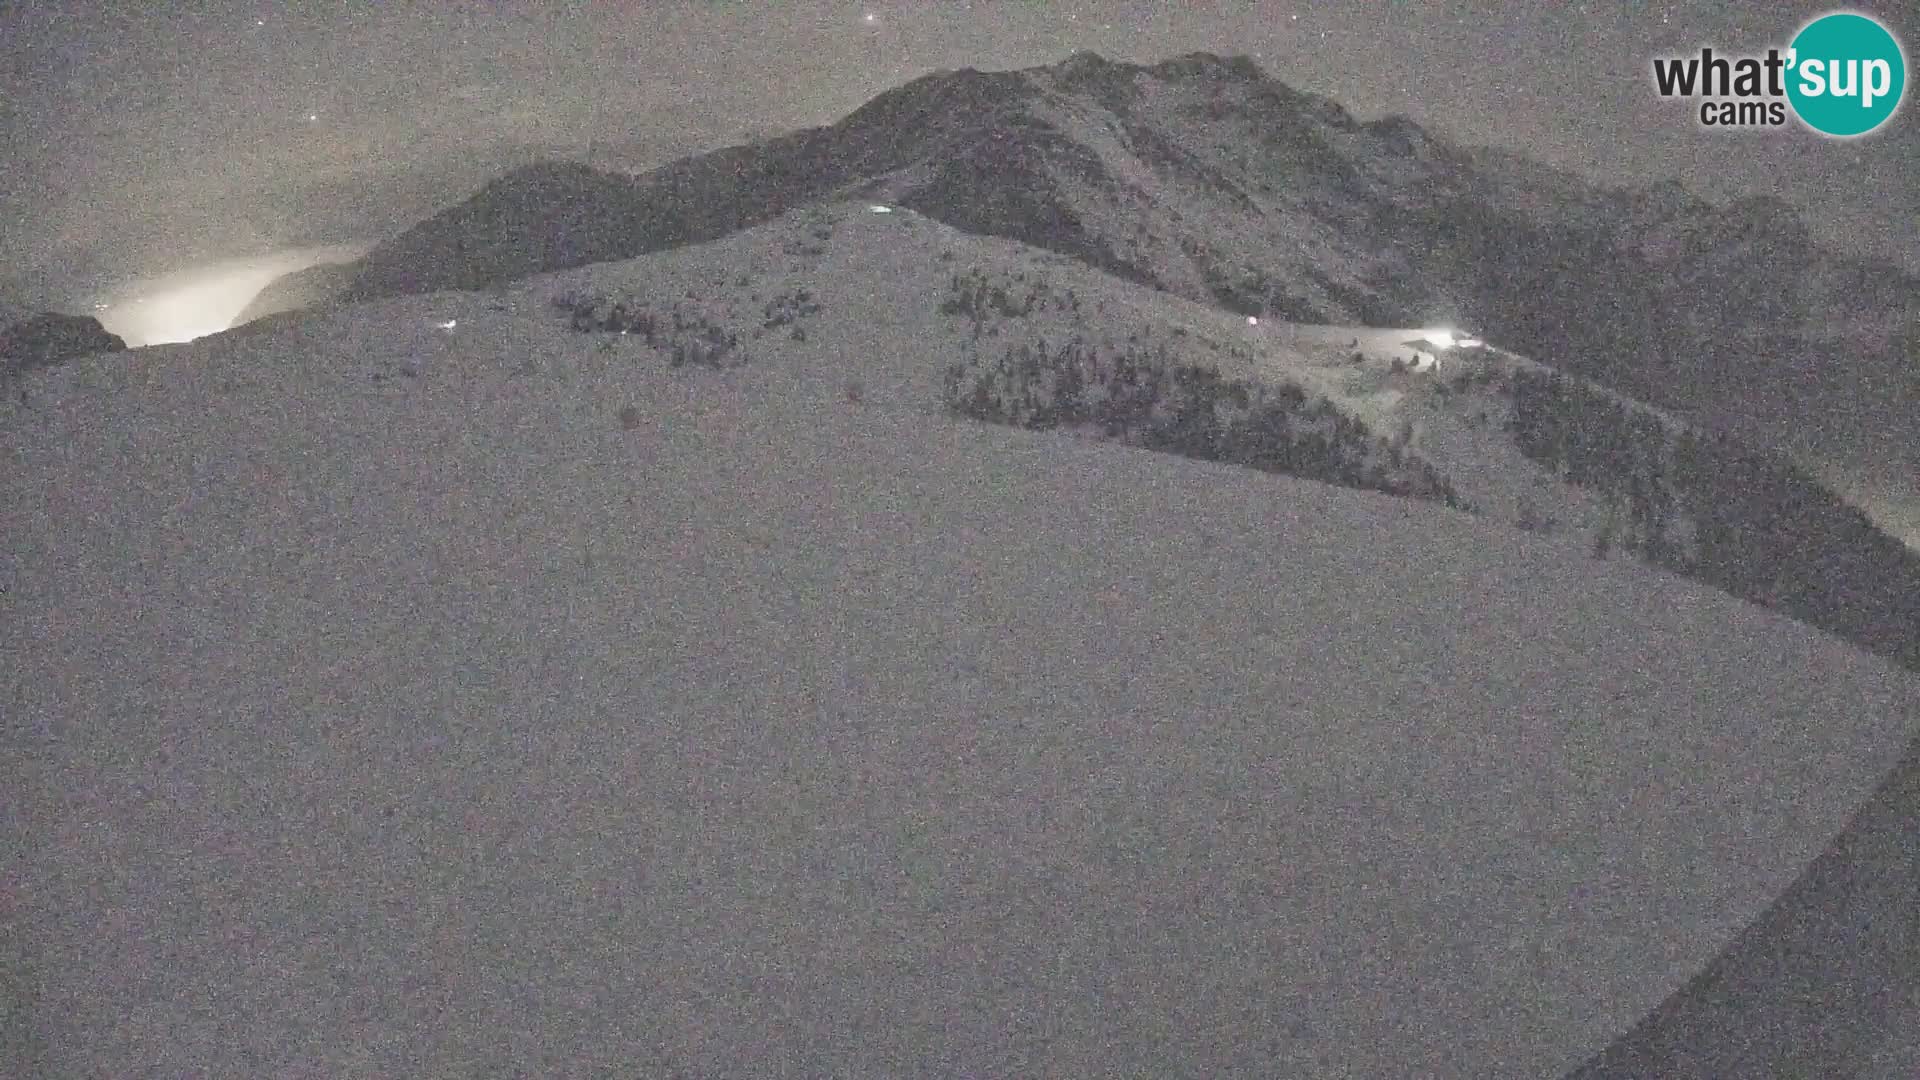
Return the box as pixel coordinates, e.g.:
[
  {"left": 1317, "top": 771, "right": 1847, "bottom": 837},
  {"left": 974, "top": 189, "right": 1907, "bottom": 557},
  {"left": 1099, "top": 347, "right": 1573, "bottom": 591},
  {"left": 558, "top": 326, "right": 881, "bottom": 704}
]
[
  {"left": 95, "top": 243, "right": 369, "bottom": 347},
  {"left": 437, "top": 319, "right": 458, "bottom": 331},
  {"left": 1417, "top": 328, "right": 1486, "bottom": 350}
]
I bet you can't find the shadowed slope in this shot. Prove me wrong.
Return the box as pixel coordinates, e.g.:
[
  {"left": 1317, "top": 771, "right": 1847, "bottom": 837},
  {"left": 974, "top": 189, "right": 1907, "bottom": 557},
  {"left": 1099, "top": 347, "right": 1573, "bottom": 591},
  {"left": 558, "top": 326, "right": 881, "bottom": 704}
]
[{"left": 1567, "top": 731, "right": 1920, "bottom": 1077}]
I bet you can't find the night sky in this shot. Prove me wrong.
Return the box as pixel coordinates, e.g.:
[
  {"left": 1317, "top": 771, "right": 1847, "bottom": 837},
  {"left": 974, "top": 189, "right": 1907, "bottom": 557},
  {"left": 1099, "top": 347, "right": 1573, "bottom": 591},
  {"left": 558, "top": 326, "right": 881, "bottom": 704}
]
[{"left": 3, "top": 1, "right": 1915, "bottom": 309}]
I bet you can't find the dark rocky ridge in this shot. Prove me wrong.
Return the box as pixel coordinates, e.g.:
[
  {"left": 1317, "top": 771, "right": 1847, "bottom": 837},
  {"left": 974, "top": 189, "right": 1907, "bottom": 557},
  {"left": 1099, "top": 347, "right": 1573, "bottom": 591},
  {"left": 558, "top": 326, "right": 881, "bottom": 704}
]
[{"left": 1, "top": 311, "right": 126, "bottom": 377}]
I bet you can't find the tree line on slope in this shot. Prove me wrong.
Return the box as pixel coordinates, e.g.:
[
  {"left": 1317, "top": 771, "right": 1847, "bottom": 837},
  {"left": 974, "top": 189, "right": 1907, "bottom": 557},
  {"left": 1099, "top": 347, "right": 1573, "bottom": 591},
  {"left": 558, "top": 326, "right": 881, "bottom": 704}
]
[
  {"left": 1503, "top": 364, "right": 1920, "bottom": 673},
  {"left": 940, "top": 334, "right": 1470, "bottom": 512},
  {"left": 552, "top": 291, "right": 746, "bottom": 369}
]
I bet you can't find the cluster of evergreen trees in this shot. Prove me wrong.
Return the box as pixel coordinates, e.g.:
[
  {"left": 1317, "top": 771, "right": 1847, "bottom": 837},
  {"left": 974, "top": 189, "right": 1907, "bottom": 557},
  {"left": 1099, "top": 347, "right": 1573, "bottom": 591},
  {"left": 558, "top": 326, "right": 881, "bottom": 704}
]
[
  {"left": 552, "top": 292, "right": 743, "bottom": 369},
  {"left": 937, "top": 268, "right": 1081, "bottom": 333},
  {"left": 761, "top": 289, "right": 822, "bottom": 330},
  {"left": 942, "top": 337, "right": 1469, "bottom": 511},
  {"left": 1503, "top": 364, "right": 1920, "bottom": 673},
  {"left": 1506, "top": 367, "right": 1682, "bottom": 563}
]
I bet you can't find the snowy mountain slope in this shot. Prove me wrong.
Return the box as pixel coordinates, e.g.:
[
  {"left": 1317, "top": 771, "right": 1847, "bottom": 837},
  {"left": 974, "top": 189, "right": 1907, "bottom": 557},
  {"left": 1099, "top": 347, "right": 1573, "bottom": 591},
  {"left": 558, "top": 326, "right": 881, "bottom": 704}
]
[
  {"left": 180, "top": 50, "right": 1907, "bottom": 557},
  {"left": 515, "top": 201, "right": 1920, "bottom": 672},
  {"left": 284, "top": 50, "right": 1915, "bottom": 565},
  {"left": 535, "top": 206, "right": 1541, "bottom": 524},
  {"left": 9, "top": 240, "right": 1920, "bottom": 1078}
]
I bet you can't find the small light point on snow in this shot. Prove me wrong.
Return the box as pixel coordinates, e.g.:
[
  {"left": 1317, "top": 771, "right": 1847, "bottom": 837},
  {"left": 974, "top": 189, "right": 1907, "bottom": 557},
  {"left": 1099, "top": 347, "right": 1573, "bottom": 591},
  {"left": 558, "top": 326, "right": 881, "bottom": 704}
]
[
  {"left": 1247, "top": 315, "right": 1259, "bottom": 325},
  {"left": 436, "top": 319, "right": 457, "bottom": 330},
  {"left": 868, "top": 204, "right": 893, "bottom": 213}
]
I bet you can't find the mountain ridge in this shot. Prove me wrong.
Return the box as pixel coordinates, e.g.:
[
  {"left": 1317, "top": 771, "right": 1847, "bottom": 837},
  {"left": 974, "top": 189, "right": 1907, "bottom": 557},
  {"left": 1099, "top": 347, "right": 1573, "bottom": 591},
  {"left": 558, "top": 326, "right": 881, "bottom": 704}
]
[
  {"left": 28, "top": 49, "right": 1917, "bottom": 557},
  {"left": 520, "top": 198, "right": 1920, "bottom": 675},
  {"left": 11, "top": 217, "right": 1918, "bottom": 1074},
  {"left": 320, "top": 51, "right": 1915, "bottom": 371}
]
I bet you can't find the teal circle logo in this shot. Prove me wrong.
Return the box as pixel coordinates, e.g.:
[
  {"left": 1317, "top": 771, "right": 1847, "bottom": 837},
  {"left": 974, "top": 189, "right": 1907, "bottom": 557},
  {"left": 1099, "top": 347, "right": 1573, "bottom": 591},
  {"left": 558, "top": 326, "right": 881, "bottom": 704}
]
[{"left": 1786, "top": 11, "right": 1906, "bottom": 136}]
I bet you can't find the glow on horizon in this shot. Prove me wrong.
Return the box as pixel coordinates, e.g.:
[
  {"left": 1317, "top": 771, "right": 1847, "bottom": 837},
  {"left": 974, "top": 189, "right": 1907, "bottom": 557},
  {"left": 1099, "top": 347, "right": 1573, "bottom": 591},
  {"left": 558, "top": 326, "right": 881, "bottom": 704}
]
[{"left": 96, "top": 243, "right": 368, "bottom": 347}]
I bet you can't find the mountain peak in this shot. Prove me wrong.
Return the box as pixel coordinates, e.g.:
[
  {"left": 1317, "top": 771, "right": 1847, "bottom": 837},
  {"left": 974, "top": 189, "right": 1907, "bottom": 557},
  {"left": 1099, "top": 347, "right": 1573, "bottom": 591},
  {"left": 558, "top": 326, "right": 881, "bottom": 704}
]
[
  {"left": 839, "top": 63, "right": 1037, "bottom": 136},
  {"left": 1149, "top": 51, "right": 1269, "bottom": 83},
  {"left": 1056, "top": 49, "right": 1119, "bottom": 73},
  {"left": 1047, "top": 49, "right": 1269, "bottom": 86},
  {"left": 1041, "top": 50, "right": 1144, "bottom": 109}
]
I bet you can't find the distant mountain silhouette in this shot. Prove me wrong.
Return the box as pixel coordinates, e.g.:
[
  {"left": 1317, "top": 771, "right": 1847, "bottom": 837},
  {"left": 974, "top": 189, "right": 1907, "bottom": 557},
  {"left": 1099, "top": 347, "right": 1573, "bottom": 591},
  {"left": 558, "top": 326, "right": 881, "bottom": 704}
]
[
  {"left": 234, "top": 262, "right": 360, "bottom": 325},
  {"left": 1, "top": 310, "right": 126, "bottom": 378},
  {"left": 337, "top": 51, "right": 1916, "bottom": 344}
]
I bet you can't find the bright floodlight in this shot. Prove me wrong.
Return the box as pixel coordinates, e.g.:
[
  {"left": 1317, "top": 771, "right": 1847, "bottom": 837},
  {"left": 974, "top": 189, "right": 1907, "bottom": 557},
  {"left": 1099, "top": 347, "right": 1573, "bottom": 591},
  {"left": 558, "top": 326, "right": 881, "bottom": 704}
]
[
  {"left": 1247, "top": 315, "right": 1259, "bottom": 325},
  {"left": 1423, "top": 328, "right": 1456, "bottom": 349}
]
